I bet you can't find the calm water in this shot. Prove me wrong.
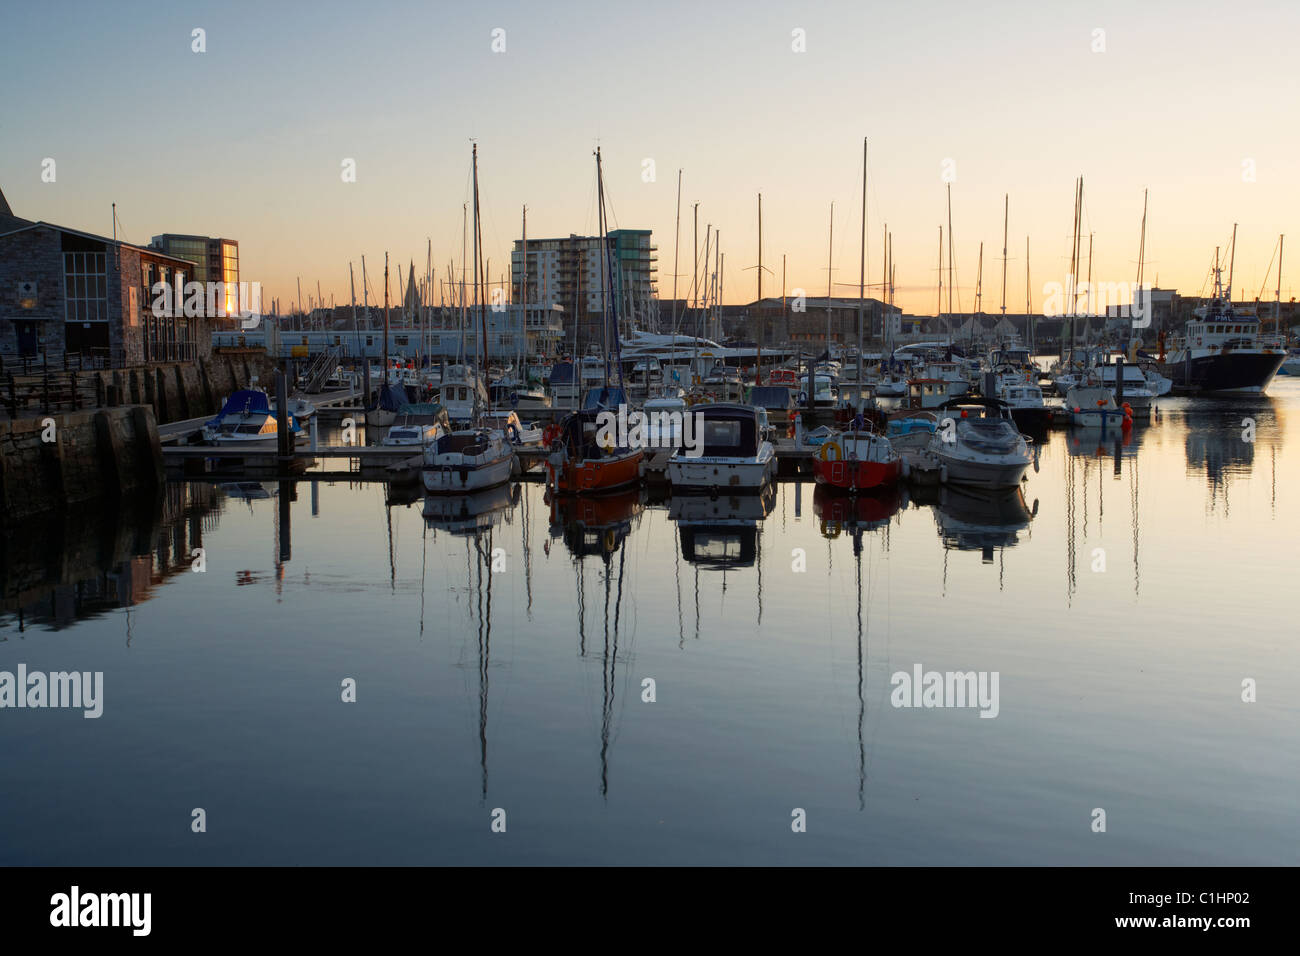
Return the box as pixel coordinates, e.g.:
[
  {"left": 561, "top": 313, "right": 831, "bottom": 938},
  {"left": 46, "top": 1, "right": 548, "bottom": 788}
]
[{"left": 2, "top": 380, "right": 1298, "bottom": 865}]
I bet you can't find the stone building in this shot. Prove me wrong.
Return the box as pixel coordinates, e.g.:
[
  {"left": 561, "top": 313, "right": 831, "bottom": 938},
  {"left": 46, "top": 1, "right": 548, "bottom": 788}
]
[{"left": 1, "top": 188, "right": 208, "bottom": 366}]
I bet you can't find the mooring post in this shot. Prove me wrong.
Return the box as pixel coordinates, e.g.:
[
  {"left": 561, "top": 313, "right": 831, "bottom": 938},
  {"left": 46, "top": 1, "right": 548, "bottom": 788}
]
[
  {"left": 275, "top": 368, "right": 290, "bottom": 465},
  {"left": 1115, "top": 355, "right": 1125, "bottom": 408}
]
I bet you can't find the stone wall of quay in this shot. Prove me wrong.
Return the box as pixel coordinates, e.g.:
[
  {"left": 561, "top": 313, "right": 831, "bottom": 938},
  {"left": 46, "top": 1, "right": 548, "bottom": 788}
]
[{"left": 0, "top": 405, "right": 163, "bottom": 524}]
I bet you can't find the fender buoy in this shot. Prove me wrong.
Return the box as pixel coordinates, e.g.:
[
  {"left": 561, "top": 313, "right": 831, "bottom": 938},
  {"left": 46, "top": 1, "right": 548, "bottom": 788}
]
[
  {"left": 798, "top": 390, "right": 808, "bottom": 404},
  {"left": 820, "top": 519, "right": 841, "bottom": 539},
  {"left": 603, "top": 528, "right": 617, "bottom": 552},
  {"left": 818, "top": 440, "right": 843, "bottom": 462},
  {"left": 507, "top": 422, "right": 520, "bottom": 444}
]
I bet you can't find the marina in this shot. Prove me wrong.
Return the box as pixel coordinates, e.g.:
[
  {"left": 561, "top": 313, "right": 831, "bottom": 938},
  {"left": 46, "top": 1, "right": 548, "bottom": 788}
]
[
  {"left": 2, "top": 379, "right": 1298, "bottom": 865},
  {"left": 3, "top": 1, "right": 1299, "bottom": 900}
]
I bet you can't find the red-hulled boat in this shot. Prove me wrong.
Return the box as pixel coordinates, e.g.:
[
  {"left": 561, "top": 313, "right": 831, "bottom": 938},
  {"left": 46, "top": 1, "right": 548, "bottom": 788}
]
[
  {"left": 544, "top": 410, "right": 643, "bottom": 495},
  {"left": 811, "top": 428, "right": 903, "bottom": 492}
]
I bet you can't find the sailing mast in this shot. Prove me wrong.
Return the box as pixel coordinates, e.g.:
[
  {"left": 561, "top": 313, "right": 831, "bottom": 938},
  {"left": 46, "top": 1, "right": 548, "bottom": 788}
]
[
  {"left": 471, "top": 142, "right": 484, "bottom": 424},
  {"left": 1000, "top": 194, "right": 1009, "bottom": 321},
  {"left": 857, "top": 136, "right": 866, "bottom": 411},
  {"left": 826, "top": 201, "right": 834, "bottom": 364},
  {"left": 946, "top": 183, "right": 954, "bottom": 338},
  {"left": 382, "top": 252, "right": 390, "bottom": 382},
  {"left": 1026, "top": 237, "right": 1033, "bottom": 353},
  {"left": 1227, "top": 223, "right": 1238, "bottom": 302},
  {"left": 756, "top": 193, "right": 763, "bottom": 384},
  {"left": 1136, "top": 189, "right": 1148, "bottom": 331},
  {"left": 1276, "top": 235, "right": 1284, "bottom": 335},
  {"left": 459, "top": 202, "right": 468, "bottom": 366},
  {"left": 672, "top": 169, "right": 682, "bottom": 334},
  {"left": 521, "top": 205, "right": 527, "bottom": 386}
]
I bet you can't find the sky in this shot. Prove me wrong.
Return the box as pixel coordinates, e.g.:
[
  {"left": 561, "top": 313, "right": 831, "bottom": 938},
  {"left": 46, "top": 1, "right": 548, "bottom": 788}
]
[{"left": 4, "top": 0, "right": 1300, "bottom": 317}]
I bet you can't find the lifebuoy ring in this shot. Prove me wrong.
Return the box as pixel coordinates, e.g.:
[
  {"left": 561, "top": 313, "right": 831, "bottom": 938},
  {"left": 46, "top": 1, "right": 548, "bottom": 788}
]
[{"left": 818, "top": 440, "right": 843, "bottom": 462}]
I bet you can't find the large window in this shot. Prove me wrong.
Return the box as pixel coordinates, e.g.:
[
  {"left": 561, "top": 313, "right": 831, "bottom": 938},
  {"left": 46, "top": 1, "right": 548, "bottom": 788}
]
[{"left": 64, "top": 251, "right": 107, "bottom": 322}]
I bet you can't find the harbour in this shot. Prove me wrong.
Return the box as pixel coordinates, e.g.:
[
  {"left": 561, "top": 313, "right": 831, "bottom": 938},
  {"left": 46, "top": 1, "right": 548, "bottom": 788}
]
[{"left": 3, "top": 0, "right": 1299, "bottom": 897}]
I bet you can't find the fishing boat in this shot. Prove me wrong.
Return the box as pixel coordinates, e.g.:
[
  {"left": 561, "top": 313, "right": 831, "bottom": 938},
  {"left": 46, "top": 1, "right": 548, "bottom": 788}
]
[
  {"left": 812, "top": 427, "right": 903, "bottom": 492},
  {"left": 1092, "top": 361, "right": 1156, "bottom": 410},
  {"left": 543, "top": 411, "right": 643, "bottom": 494},
  {"left": 667, "top": 402, "right": 774, "bottom": 492},
  {"left": 928, "top": 398, "right": 1032, "bottom": 489},
  {"left": 202, "top": 389, "right": 306, "bottom": 448},
  {"left": 1157, "top": 233, "right": 1286, "bottom": 394}
]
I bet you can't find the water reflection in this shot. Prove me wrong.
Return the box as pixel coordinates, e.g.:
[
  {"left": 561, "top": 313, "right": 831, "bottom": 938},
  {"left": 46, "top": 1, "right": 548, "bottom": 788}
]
[{"left": 0, "top": 483, "right": 219, "bottom": 634}]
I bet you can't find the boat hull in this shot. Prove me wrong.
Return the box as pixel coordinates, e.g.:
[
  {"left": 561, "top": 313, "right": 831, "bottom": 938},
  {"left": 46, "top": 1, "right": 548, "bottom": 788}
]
[
  {"left": 667, "top": 446, "right": 775, "bottom": 492},
  {"left": 1157, "top": 351, "right": 1285, "bottom": 394},
  {"left": 546, "top": 449, "right": 644, "bottom": 495},
  {"left": 421, "top": 453, "right": 514, "bottom": 494},
  {"left": 934, "top": 453, "right": 1029, "bottom": 489},
  {"left": 811, "top": 457, "right": 901, "bottom": 492}
]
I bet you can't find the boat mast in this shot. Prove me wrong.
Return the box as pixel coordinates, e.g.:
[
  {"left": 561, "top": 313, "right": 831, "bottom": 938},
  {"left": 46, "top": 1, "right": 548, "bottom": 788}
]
[
  {"left": 1276, "top": 234, "right": 1284, "bottom": 334},
  {"left": 975, "top": 241, "right": 983, "bottom": 351},
  {"left": 383, "top": 252, "right": 390, "bottom": 379},
  {"left": 471, "top": 142, "right": 484, "bottom": 423},
  {"left": 857, "top": 136, "right": 866, "bottom": 412},
  {"left": 937, "top": 225, "right": 944, "bottom": 342},
  {"left": 756, "top": 192, "right": 763, "bottom": 384},
  {"left": 349, "top": 261, "right": 360, "bottom": 373},
  {"left": 1025, "top": 236, "right": 1033, "bottom": 353},
  {"left": 826, "top": 201, "right": 833, "bottom": 364},
  {"left": 459, "top": 202, "right": 468, "bottom": 365},
  {"left": 1227, "top": 223, "right": 1238, "bottom": 302},
  {"left": 671, "top": 170, "right": 682, "bottom": 335},
  {"left": 1136, "top": 189, "right": 1147, "bottom": 329},
  {"left": 946, "top": 183, "right": 954, "bottom": 331},
  {"left": 690, "top": 202, "right": 699, "bottom": 384},
  {"left": 514, "top": 205, "right": 520, "bottom": 385},
  {"left": 1000, "top": 194, "right": 1008, "bottom": 321}
]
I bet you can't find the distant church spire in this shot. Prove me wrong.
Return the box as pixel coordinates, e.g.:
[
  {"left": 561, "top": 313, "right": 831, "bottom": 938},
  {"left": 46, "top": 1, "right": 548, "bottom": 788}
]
[{"left": 0, "top": 184, "right": 13, "bottom": 218}]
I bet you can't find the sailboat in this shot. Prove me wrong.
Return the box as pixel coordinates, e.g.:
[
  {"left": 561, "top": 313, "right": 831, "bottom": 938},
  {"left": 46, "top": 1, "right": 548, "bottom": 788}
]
[
  {"left": 423, "top": 143, "right": 516, "bottom": 495},
  {"left": 544, "top": 148, "right": 644, "bottom": 495}
]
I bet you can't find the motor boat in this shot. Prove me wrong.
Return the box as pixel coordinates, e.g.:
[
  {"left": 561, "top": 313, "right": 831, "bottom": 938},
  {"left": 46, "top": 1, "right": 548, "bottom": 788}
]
[
  {"left": 643, "top": 391, "right": 690, "bottom": 450},
  {"left": 436, "top": 365, "right": 491, "bottom": 423},
  {"left": 202, "top": 389, "right": 307, "bottom": 448},
  {"left": 928, "top": 398, "right": 1032, "bottom": 489},
  {"left": 382, "top": 404, "right": 450, "bottom": 447},
  {"left": 483, "top": 410, "right": 544, "bottom": 447},
  {"left": 811, "top": 427, "right": 903, "bottom": 492},
  {"left": 667, "top": 402, "right": 774, "bottom": 492},
  {"left": 421, "top": 426, "right": 515, "bottom": 494},
  {"left": 997, "top": 380, "right": 1052, "bottom": 434},
  {"left": 1064, "top": 385, "right": 1131, "bottom": 429}
]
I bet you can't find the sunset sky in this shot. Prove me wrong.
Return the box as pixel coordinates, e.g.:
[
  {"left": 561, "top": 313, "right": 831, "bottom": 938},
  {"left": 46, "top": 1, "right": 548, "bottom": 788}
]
[{"left": 4, "top": 0, "right": 1299, "bottom": 317}]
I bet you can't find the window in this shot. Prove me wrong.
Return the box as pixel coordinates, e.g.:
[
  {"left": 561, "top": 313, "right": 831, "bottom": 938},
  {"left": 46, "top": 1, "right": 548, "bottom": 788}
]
[{"left": 63, "top": 251, "right": 108, "bottom": 323}]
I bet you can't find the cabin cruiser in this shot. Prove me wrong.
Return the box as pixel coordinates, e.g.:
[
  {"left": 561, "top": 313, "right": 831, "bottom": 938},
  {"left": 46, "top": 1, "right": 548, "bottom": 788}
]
[
  {"left": 422, "top": 426, "right": 515, "bottom": 494},
  {"left": 746, "top": 385, "right": 797, "bottom": 434},
  {"left": 382, "top": 403, "right": 451, "bottom": 447},
  {"left": 928, "top": 398, "right": 1032, "bottom": 489},
  {"left": 547, "top": 360, "right": 580, "bottom": 405},
  {"left": 1064, "top": 385, "right": 1130, "bottom": 429},
  {"left": 202, "top": 389, "right": 307, "bottom": 448},
  {"left": 643, "top": 390, "right": 690, "bottom": 450},
  {"left": 1092, "top": 362, "right": 1156, "bottom": 410},
  {"left": 436, "top": 365, "right": 490, "bottom": 423},
  {"left": 668, "top": 402, "right": 774, "bottom": 492},
  {"left": 271, "top": 396, "right": 316, "bottom": 422},
  {"left": 997, "top": 380, "right": 1052, "bottom": 434},
  {"left": 917, "top": 361, "right": 969, "bottom": 397}
]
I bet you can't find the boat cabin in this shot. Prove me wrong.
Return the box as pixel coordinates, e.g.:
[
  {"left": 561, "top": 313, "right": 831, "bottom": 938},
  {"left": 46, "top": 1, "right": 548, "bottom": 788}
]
[{"left": 693, "top": 403, "right": 764, "bottom": 459}]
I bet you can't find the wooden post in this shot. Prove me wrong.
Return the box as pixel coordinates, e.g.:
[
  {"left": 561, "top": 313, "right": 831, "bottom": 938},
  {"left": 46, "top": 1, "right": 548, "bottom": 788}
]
[{"left": 275, "top": 368, "right": 290, "bottom": 464}]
